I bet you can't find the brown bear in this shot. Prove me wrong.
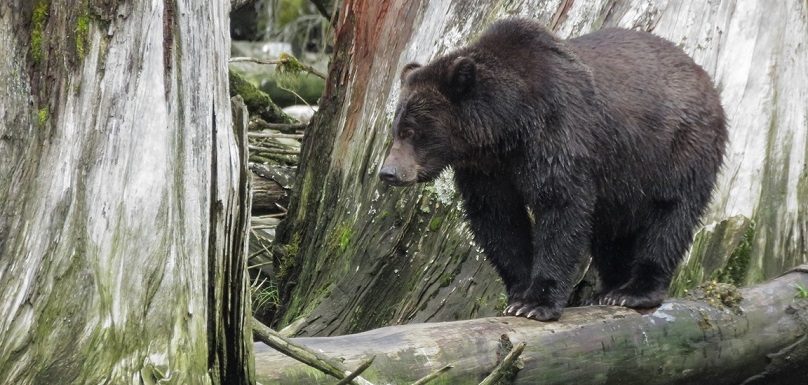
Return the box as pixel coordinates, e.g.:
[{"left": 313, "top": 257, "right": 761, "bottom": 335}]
[{"left": 379, "top": 18, "right": 727, "bottom": 321}]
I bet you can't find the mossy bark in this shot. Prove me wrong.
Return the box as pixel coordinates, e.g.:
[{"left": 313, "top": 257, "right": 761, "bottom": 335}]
[
  {"left": 256, "top": 267, "right": 808, "bottom": 384},
  {"left": 0, "top": 1, "right": 253, "bottom": 384},
  {"left": 272, "top": 0, "right": 808, "bottom": 337},
  {"left": 229, "top": 69, "right": 297, "bottom": 124}
]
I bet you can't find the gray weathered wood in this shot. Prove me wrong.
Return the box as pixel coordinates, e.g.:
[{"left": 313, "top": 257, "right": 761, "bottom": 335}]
[
  {"left": 256, "top": 266, "right": 808, "bottom": 384},
  {"left": 0, "top": 2, "right": 252, "bottom": 384}
]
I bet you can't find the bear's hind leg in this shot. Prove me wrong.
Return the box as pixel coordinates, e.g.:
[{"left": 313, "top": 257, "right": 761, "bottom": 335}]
[
  {"left": 591, "top": 235, "right": 636, "bottom": 299},
  {"left": 598, "top": 201, "right": 701, "bottom": 308}
]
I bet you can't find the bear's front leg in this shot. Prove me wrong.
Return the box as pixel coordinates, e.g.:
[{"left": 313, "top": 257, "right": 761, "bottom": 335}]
[
  {"left": 455, "top": 170, "right": 534, "bottom": 309},
  {"left": 506, "top": 184, "right": 594, "bottom": 321}
]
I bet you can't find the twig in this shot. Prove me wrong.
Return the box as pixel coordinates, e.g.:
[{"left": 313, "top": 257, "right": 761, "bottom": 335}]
[
  {"left": 248, "top": 132, "right": 305, "bottom": 139},
  {"left": 230, "top": 56, "right": 327, "bottom": 79},
  {"left": 410, "top": 364, "right": 453, "bottom": 385},
  {"left": 478, "top": 342, "right": 526, "bottom": 385},
  {"left": 252, "top": 317, "right": 377, "bottom": 385},
  {"left": 278, "top": 83, "right": 314, "bottom": 108},
  {"left": 248, "top": 119, "right": 308, "bottom": 133},
  {"left": 248, "top": 145, "right": 300, "bottom": 155},
  {"left": 335, "top": 357, "right": 376, "bottom": 385},
  {"left": 275, "top": 203, "right": 288, "bottom": 212},
  {"left": 262, "top": 212, "right": 287, "bottom": 219},
  {"left": 250, "top": 225, "right": 279, "bottom": 230},
  {"left": 247, "top": 260, "right": 273, "bottom": 270}
]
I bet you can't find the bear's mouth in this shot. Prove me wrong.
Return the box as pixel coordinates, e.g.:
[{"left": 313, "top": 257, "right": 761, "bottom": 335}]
[{"left": 384, "top": 179, "right": 417, "bottom": 187}]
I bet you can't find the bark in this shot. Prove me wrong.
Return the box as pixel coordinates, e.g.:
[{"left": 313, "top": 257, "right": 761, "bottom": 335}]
[
  {"left": 0, "top": 2, "right": 252, "bottom": 384},
  {"left": 255, "top": 266, "right": 808, "bottom": 384},
  {"left": 272, "top": 0, "right": 808, "bottom": 336}
]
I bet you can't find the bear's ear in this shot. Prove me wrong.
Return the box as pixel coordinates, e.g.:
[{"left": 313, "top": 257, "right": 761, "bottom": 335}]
[
  {"left": 447, "top": 56, "right": 476, "bottom": 97},
  {"left": 400, "top": 62, "right": 422, "bottom": 83}
]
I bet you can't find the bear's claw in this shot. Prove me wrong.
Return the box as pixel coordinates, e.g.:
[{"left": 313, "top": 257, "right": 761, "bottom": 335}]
[
  {"left": 594, "top": 289, "right": 664, "bottom": 309},
  {"left": 503, "top": 302, "right": 561, "bottom": 321}
]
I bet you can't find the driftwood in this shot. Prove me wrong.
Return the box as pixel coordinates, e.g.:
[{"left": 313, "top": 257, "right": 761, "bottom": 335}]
[
  {"left": 250, "top": 163, "right": 295, "bottom": 216},
  {"left": 255, "top": 265, "right": 808, "bottom": 384}
]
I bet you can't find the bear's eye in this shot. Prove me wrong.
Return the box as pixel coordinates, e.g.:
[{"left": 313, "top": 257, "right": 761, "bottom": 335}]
[{"left": 400, "top": 129, "right": 415, "bottom": 139}]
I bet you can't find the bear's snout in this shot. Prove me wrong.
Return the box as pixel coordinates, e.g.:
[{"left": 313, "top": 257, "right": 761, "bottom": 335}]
[
  {"left": 379, "top": 165, "right": 401, "bottom": 184},
  {"left": 380, "top": 140, "right": 419, "bottom": 186}
]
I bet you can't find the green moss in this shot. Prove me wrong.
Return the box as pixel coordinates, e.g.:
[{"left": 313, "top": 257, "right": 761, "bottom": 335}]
[
  {"left": 428, "top": 216, "right": 443, "bottom": 231},
  {"left": 671, "top": 216, "right": 754, "bottom": 297},
  {"left": 276, "top": 52, "right": 308, "bottom": 75},
  {"left": 276, "top": 233, "right": 300, "bottom": 282},
  {"left": 439, "top": 272, "right": 455, "bottom": 287},
  {"left": 330, "top": 224, "right": 352, "bottom": 253},
  {"left": 229, "top": 69, "right": 296, "bottom": 123},
  {"left": 37, "top": 107, "right": 49, "bottom": 126},
  {"left": 75, "top": 11, "right": 91, "bottom": 58},
  {"left": 690, "top": 280, "right": 743, "bottom": 313},
  {"left": 714, "top": 221, "right": 755, "bottom": 286},
  {"left": 31, "top": 1, "right": 49, "bottom": 64},
  {"left": 259, "top": 73, "right": 324, "bottom": 107}
]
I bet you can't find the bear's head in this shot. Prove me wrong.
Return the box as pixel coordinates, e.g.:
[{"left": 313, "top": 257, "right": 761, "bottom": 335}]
[{"left": 379, "top": 56, "right": 478, "bottom": 186}]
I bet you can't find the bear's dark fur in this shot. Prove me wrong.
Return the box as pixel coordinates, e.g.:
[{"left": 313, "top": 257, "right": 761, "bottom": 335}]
[{"left": 379, "top": 18, "right": 727, "bottom": 321}]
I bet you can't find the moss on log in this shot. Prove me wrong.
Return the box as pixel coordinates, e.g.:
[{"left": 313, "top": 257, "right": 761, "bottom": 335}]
[
  {"left": 256, "top": 265, "right": 808, "bottom": 384},
  {"left": 229, "top": 69, "right": 297, "bottom": 124}
]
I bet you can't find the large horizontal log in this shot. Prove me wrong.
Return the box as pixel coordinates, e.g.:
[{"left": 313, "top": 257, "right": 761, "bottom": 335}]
[{"left": 255, "top": 265, "right": 808, "bottom": 384}]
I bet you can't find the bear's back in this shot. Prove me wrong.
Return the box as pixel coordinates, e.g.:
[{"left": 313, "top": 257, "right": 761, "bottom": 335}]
[{"left": 569, "top": 28, "right": 722, "bottom": 134}]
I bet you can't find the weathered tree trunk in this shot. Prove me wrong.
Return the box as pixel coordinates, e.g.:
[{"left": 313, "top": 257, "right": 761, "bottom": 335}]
[
  {"left": 272, "top": 0, "right": 808, "bottom": 336},
  {"left": 256, "top": 266, "right": 808, "bottom": 384},
  {"left": 0, "top": 2, "right": 252, "bottom": 384}
]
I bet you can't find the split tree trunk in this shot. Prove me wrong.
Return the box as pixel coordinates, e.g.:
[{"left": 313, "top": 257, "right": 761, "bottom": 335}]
[
  {"left": 272, "top": 0, "right": 808, "bottom": 336},
  {"left": 256, "top": 266, "right": 808, "bottom": 384},
  {"left": 0, "top": 2, "right": 252, "bottom": 384}
]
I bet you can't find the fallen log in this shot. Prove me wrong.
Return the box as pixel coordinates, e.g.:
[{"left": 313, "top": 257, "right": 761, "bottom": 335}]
[{"left": 255, "top": 265, "right": 808, "bottom": 384}]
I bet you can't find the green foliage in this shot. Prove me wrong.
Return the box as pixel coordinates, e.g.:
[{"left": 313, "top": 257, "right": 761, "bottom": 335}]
[
  {"left": 252, "top": 279, "right": 280, "bottom": 313},
  {"left": 795, "top": 283, "right": 808, "bottom": 299},
  {"left": 277, "top": 0, "right": 306, "bottom": 27},
  {"left": 31, "top": 1, "right": 49, "bottom": 64}
]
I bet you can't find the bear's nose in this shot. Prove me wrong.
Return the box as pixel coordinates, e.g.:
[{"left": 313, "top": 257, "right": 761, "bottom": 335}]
[{"left": 379, "top": 166, "right": 400, "bottom": 184}]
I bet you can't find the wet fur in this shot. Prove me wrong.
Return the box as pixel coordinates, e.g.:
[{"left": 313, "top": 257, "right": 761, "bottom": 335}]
[{"left": 389, "top": 18, "right": 727, "bottom": 320}]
